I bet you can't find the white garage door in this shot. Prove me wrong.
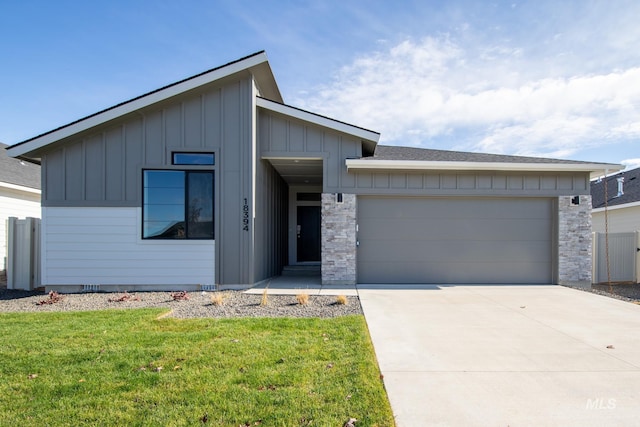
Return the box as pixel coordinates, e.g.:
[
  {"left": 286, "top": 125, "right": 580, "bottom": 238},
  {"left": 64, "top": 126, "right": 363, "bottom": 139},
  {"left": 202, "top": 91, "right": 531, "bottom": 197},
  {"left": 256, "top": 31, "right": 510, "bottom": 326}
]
[{"left": 357, "top": 197, "right": 553, "bottom": 284}]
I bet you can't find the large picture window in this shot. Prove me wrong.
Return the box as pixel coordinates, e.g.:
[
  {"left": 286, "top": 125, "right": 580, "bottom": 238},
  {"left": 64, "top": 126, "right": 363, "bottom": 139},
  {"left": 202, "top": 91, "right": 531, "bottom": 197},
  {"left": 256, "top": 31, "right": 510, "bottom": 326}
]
[{"left": 143, "top": 170, "right": 214, "bottom": 239}]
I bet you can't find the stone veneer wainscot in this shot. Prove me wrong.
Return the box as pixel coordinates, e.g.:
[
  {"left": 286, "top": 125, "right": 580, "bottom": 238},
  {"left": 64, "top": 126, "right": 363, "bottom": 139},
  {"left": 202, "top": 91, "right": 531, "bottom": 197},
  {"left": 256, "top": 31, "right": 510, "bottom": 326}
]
[
  {"left": 558, "top": 195, "right": 592, "bottom": 285},
  {"left": 321, "top": 193, "right": 357, "bottom": 285}
]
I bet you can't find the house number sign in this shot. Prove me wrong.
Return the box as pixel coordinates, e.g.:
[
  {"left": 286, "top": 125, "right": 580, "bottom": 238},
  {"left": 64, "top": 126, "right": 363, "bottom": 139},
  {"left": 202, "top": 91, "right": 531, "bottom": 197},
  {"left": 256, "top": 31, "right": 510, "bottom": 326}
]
[{"left": 242, "top": 198, "right": 249, "bottom": 231}]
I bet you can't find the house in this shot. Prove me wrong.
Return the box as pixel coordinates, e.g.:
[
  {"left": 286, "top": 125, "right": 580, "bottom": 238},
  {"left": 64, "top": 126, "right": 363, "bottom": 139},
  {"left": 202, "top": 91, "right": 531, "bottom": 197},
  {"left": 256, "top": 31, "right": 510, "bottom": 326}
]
[
  {"left": 0, "top": 143, "right": 41, "bottom": 277},
  {"left": 591, "top": 167, "right": 640, "bottom": 233},
  {"left": 590, "top": 168, "right": 640, "bottom": 283},
  {"left": 6, "top": 51, "right": 621, "bottom": 292}
]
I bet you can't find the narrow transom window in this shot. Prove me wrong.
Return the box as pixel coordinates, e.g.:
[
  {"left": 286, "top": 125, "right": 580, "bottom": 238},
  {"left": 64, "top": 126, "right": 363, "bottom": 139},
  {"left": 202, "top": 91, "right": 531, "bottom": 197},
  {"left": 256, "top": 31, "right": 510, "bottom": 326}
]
[
  {"left": 172, "top": 152, "right": 215, "bottom": 165},
  {"left": 296, "top": 192, "right": 321, "bottom": 202}
]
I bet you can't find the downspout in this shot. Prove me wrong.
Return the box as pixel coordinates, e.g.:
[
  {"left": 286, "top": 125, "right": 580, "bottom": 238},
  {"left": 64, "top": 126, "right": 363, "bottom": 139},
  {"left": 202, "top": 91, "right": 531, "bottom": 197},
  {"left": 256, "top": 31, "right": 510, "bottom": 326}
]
[{"left": 604, "top": 169, "right": 611, "bottom": 289}]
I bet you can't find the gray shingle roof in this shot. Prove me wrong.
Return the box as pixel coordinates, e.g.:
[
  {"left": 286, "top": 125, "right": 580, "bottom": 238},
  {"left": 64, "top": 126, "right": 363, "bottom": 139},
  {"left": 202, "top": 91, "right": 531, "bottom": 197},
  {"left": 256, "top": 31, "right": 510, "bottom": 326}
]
[
  {"left": 0, "top": 143, "right": 41, "bottom": 189},
  {"left": 368, "top": 145, "right": 607, "bottom": 165},
  {"left": 591, "top": 167, "right": 640, "bottom": 208}
]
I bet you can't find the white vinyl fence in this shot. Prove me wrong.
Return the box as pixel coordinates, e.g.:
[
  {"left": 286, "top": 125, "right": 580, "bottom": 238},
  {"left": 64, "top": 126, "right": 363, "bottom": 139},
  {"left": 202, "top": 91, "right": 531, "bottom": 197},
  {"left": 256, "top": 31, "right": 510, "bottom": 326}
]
[
  {"left": 7, "top": 217, "right": 41, "bottom": 290},
  {"left": 593, "top": 231, "right": 640, "bottom": 284}
]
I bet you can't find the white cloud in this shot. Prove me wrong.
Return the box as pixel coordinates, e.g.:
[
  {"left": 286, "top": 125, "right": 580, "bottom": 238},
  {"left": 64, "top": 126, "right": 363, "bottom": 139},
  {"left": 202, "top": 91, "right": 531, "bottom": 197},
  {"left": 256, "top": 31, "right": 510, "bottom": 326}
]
[
  {"left": 621, "top": 158, "right": 640, "bottom": 171},
  {"left": 294, "top": 37, "right": 640, "bottom": 160}
]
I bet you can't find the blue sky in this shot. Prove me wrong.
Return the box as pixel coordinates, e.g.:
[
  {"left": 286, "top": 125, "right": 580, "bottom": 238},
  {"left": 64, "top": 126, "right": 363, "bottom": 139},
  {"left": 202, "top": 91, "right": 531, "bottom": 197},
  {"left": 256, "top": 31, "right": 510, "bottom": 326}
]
[{"left": 1, "top": 0, "right": 639, "bottom": 168}]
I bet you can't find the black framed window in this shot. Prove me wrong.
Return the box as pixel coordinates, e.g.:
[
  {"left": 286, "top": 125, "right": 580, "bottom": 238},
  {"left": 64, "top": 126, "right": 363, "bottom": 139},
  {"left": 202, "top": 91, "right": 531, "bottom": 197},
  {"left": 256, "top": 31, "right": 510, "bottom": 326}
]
[
  {"left": 172, "top": 152, "right": 215, "bottom": 165},
  {"left": 143, "top": 170, "right": 214, "bottom": 239}
]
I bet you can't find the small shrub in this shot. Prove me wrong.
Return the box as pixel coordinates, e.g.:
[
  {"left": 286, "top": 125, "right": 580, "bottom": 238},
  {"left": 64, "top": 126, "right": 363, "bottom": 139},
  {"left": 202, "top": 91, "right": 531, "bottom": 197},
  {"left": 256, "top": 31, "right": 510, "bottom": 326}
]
[
  {"left": 36, "top": 291, "right": 64, "bottom": 306},
  {"left": 171, "top": 291, "right": 190, "bottom": 301},
  {"left": 260, "top": 288, "right": 269, "bottom": 306},
  {"left": 108, "top": 292, "right": 140, "bottom": 303},
  {"left": 296, "top": 293, "right": 309, "bottom": 306},
  {"left": 336, "top": 295, "right": 348, "bottom": 305},
  {"left": 210, "top": 292, "right": 228, "bottom": 306}
]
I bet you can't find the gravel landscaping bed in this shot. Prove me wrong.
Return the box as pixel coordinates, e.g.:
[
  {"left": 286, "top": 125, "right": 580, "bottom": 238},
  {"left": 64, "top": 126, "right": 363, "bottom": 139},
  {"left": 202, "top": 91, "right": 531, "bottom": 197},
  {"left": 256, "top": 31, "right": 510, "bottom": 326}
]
[
  {"left": 0, "top": 287, "right": 362, "bottom": 318},
  {"left": 564, "top": 283, "right": 640, "bottom": 304},
  {"left": 3, "top": 281, "right": 638, "bottom": 318}
]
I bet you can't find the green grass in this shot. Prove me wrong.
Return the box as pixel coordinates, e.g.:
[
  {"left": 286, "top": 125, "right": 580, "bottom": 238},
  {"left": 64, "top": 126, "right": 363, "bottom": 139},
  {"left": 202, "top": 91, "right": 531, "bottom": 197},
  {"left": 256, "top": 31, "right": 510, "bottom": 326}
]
[{"left": 0, "top": 309, "right": 394, "bottom": 426}]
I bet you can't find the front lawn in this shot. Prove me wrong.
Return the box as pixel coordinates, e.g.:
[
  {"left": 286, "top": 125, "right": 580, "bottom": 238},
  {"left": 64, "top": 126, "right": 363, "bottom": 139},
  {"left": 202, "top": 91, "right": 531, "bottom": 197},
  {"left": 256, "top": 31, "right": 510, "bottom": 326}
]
[{"left": 0, "top": 309, "right": 394, "bottom": 426}]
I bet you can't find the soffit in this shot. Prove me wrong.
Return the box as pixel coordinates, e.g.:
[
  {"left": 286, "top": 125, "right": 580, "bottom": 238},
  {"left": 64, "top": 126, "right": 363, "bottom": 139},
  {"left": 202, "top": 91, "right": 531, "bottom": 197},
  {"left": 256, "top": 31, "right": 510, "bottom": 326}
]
[{"left": 267, "top": 158, "right": 323, "bottom": 186}]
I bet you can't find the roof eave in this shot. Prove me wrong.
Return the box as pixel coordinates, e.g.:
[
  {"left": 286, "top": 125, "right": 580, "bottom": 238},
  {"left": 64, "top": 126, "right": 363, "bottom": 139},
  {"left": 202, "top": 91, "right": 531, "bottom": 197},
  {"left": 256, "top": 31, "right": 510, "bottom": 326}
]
[
  {"left": 8, "top": 52, "right": 280, "bottom": 159},
  {"left": 0, "top": 181, "right": 41, "bottom": 195},
  {"left": 256, "top": 97, "right": 380, "bottom": 147},
  {"left": 345, "top": 159, "right": 624, "bottom": 179},
  {"left": 592, "top": 200, "right": 640, "bottom": 212}
]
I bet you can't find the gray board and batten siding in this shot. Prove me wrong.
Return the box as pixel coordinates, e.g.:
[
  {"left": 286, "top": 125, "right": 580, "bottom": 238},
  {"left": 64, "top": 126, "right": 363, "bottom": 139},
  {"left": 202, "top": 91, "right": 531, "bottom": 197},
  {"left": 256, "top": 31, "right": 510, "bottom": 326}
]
[
  {"left": 38, "top": 76, "right": 257, "bottom": 286},
  {"left": 34, "top": 76, "right": 594, "bottom": 288},
  {"left": 254, "top": 158, "right": 288, "bottom": 282},
  {"left": 258, "top": 109, "right": 591, "bottom": 197},
  {"left": 258, "top": 108, "right": 364, "bottom": 192},
  {"left": 258, "top": 109, "right": 591, "bottom": 286}
]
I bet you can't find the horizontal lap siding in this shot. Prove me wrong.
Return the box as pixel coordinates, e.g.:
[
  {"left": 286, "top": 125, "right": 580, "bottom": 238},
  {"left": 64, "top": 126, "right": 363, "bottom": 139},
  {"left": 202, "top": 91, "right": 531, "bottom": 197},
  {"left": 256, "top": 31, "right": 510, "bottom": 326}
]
[
  {"left": 592, "top": 206, "right": 640, "bottom": 233},
  {"left": 42, "top": 207, "right": 214, "bottom": 285}
]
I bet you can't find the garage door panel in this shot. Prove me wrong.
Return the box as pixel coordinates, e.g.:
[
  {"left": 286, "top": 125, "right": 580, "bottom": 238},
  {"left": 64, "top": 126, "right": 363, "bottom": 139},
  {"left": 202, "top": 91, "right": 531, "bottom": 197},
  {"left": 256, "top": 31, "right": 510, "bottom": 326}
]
[
  {"left": 357, "top": 197, "right": 553, "bottom": 284},
  {"left": 357, "top": 260, "right": 551, "bottom": 284},
  {"left": 360, "top": 197, "right": 550, "bottom": 220},
  {"left": 359, "top": 218, "right": 550, "bottom": 241},
  {"left": 358, "top": 240, "right": 551, "bottom": 263}
]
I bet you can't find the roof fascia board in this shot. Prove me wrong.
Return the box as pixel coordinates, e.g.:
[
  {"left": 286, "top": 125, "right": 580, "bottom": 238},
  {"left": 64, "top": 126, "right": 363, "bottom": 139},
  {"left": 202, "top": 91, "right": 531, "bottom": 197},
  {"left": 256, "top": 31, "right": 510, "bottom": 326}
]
[
  {"left": 592, "top": 200, "right": 640, "bottom": 212},
  {"left": 8, "top": 53, "right": 271, "bottom": 158},
  {"left": 345, "top": 159, "right": 623, "bottom": 178},
  {"left": 0, "top": 181, "right": 41, "bottom": 194},
  {"left": 256, "top": 97, "right": 380, "bottom": 143}
]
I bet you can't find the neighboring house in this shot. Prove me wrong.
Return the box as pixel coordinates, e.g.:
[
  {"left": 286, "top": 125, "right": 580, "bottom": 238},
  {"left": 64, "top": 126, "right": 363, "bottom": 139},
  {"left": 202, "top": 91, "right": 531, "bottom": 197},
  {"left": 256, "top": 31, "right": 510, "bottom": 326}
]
[
  {"left": 591, "top": 167, "right": 640, "bottom": 233},
  {"left": 0, "top": 143, "right": 41, "bottom": 275},
  {"left": 7, "top": 51, "right": 621, "bottom": 292}
]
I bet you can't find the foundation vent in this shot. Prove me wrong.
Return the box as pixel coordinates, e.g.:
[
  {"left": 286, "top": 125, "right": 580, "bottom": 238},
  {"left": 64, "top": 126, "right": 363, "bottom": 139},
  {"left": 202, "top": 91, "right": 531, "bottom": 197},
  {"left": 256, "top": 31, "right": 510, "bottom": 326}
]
[{"left": 83, "top": 284, "right": 100, "bottom": 292}]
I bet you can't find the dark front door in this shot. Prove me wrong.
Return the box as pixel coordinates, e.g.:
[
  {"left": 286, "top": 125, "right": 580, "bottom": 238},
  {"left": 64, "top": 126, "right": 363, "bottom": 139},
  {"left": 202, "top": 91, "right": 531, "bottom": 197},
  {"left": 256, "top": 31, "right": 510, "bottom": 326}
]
[{"left": 297, "top": 206, "right": 321, "bottom": 262}]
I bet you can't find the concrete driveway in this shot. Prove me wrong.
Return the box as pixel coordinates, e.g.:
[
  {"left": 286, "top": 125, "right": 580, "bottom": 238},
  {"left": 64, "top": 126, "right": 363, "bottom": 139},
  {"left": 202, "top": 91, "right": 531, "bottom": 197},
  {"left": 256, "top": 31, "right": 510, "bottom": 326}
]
[{"left": 358, "top": 285, "right": 640, "bottom": 426}]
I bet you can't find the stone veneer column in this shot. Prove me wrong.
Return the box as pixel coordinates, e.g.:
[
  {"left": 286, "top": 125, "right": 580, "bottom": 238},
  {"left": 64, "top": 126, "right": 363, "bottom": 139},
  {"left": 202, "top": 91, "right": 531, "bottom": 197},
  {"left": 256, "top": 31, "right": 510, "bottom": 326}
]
[
  {"left": 558, "top": 195, "right": 592, "bottom": 285},
  {"left": 321, "top": 193, "right": 357, "bottom": 285}
]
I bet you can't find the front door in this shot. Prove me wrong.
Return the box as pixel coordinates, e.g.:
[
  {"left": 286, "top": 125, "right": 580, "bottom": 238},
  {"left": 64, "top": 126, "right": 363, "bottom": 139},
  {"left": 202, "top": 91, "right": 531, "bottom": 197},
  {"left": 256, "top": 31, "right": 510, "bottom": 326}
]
[{"left": 297, "top": 206, "right": 321, "bottom": 262}]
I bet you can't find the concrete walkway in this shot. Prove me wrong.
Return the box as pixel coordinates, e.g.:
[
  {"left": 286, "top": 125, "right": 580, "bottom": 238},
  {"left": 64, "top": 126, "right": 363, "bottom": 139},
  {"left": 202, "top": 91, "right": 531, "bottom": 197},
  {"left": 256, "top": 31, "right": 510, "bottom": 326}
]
[
  {"left": 358, "top": 284, "right": 640, "bottom": 426},
  {"left": 244, "top": 275, "right": 358, "bottom": 296}
]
